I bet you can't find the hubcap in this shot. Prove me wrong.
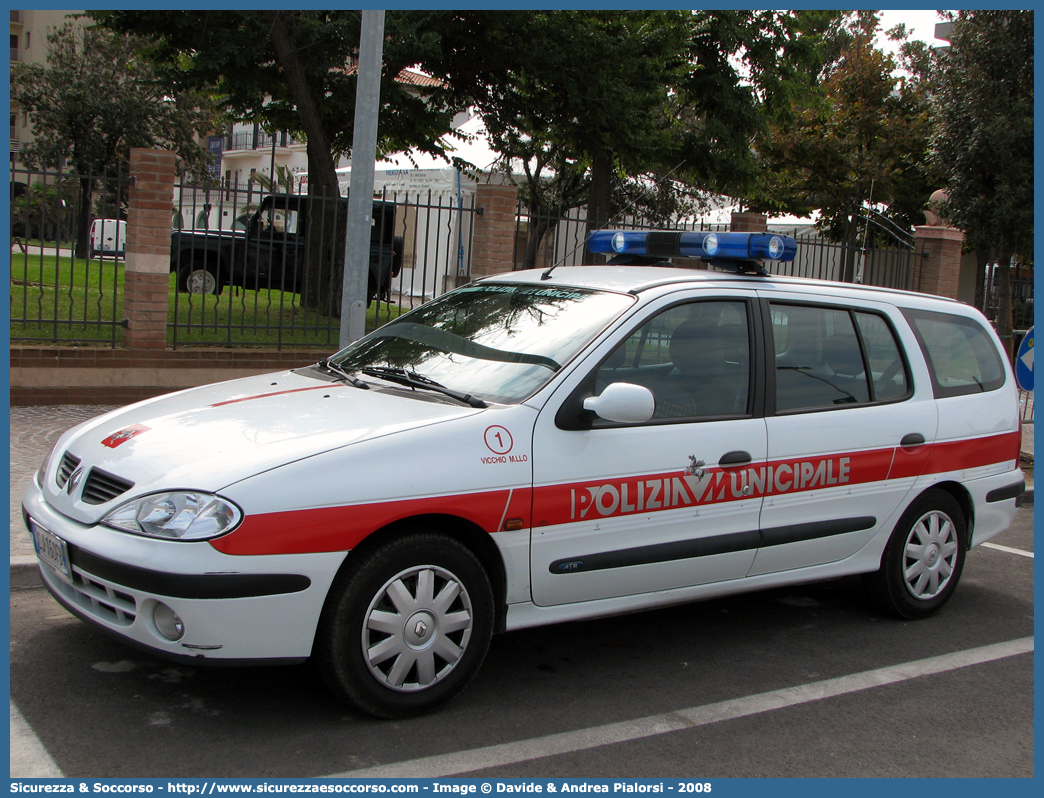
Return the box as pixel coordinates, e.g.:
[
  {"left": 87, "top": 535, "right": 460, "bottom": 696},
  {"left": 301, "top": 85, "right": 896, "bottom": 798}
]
[
  {"left": 362, "top": 564, "right": 473, "bottom": 692},
  {"left": 187, "top": 270, "right": 216, "bottom": 294},
  {"left": 902, "top": 509, "right": 959, "bottom": 600}
]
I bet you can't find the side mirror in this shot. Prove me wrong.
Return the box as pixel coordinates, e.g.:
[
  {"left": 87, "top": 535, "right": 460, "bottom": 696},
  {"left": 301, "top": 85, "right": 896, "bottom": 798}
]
[{"left": 583, "top": 383, "right": 655, "bottom": 424}]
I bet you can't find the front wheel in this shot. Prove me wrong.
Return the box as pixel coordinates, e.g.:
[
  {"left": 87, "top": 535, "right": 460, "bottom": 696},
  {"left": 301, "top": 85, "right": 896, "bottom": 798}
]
[
  {"left": 317, "top": 532, "right": 494, "bottom": 718},
  {"left": 863, "top": 489, "right": 967, "bottom": 619}
]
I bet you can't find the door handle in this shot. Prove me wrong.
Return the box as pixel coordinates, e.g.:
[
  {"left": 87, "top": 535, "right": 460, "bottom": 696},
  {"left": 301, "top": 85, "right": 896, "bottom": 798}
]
[
  {"left": 719, "top": 450, "right": 752, "bottom": 466},
  {"left": 901, "top": 433, "right": 926, "bottom": 448}
]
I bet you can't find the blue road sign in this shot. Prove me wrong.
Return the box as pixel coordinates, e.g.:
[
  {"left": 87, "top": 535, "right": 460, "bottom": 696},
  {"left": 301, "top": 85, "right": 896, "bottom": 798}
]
[{"left": 1015, "top": 326, "right": 1033, "bottom": 392}]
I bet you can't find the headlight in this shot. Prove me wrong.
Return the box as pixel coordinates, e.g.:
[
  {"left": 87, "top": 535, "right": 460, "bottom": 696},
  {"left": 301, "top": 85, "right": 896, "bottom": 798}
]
[
  {"left": 38, "top": 441, "right": 59, "bottom": 483},
  {"left": 102, "top": 492, "right": 242, "bottom": 541}
]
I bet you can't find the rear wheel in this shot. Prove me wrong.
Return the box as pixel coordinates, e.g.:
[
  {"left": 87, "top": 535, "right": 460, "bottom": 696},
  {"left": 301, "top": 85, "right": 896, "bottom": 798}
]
[
  {"left": 178, "top": 263, "right": 221, "bottom": 295},
  {"left": 863, "top": 489, "right": 967, "bottom": 619},
  {"left": 317, "top": 532, "right": 494, "bottom": 718}
]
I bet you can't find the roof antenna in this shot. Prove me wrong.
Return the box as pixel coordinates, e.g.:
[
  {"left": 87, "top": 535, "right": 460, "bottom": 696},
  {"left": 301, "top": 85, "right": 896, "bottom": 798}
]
[{"left": 540, "top": 161, "right": 687, "bottom": 281}]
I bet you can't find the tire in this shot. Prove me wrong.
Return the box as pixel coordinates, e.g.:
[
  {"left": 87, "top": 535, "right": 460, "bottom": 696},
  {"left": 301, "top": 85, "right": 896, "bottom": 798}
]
[
  {"left": 317, "top": 532, "right": 494, "bottom": 718},
  {"left": 863, "top": 489, "right": 967, "bottom": 620},
  {"left": 391, "top": 235, "right": 405, "bottom": 278},
  {"left": 178, "top": 263, "right": 221, "bottom": 295}
]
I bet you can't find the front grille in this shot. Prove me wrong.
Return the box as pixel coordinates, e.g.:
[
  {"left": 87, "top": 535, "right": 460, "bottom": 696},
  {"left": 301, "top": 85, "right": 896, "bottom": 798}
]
[
  {"left": 81, "top": 468, "right": 134, "bottom": 505},
  {"left": 56, "top": 452, "right": 80, "bottom": 489}
]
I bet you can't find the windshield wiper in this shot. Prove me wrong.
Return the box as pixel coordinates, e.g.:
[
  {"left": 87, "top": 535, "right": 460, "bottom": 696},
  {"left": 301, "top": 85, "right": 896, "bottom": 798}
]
[
  {"left": 317, "top": 359, "right": 369, "bottom": 390},
  {"left": 361, "top": 366, "right": 487, "bottom": 408}
]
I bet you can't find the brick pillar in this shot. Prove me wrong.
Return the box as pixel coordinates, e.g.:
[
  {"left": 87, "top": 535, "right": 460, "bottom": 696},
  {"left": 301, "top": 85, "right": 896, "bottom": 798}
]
[
  {"left": 124, "top": 148, "right": 176, "bottom": 349},
  {"left": 471, "top": 183, "right": 519, "bottom": 279},
  {"left": 913, "top": 225, "right": 964, "bottom": 300},
  {"left": 730, "top": 211, "right": 768, "bottom": 233}
]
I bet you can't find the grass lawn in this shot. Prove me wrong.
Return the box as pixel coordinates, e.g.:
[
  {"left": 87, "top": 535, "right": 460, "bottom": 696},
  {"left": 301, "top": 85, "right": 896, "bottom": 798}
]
[{"left": 10, "top": 252, "right": 403, "bottom": 348}]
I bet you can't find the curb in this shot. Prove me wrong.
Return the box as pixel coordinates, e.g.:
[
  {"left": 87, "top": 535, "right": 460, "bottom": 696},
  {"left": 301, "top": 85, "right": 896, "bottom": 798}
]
[{"left": 10, "top": 557, "right": 41, "bottom": 590}]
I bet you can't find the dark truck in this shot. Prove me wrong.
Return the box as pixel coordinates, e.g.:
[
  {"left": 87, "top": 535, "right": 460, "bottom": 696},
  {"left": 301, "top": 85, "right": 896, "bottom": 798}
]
[{"left": 170, "top": 193, "right": 403, "bottom": 304}]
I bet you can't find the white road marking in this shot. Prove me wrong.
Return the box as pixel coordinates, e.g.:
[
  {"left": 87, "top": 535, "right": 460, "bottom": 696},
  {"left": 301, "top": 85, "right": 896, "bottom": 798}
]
[
  {"left": 327, "top": 636, "right": 1034, "bottom": 779},
  {"left": 981, "top": 541, "right": 1034, "bottom": 558},
  {"left": 10, "top": 700, "right": 64, "bottom": 778}
]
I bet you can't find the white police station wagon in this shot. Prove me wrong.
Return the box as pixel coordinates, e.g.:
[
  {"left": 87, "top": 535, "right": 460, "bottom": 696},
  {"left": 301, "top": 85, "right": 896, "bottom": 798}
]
[{"left": 23, "top": 230, "right": 1026, "bottom": 718}]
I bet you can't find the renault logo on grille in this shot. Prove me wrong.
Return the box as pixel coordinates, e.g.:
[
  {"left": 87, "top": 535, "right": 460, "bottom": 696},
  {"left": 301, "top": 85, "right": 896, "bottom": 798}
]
[{"left": 65, "top": 467, "right": 83, "bottom": 495}]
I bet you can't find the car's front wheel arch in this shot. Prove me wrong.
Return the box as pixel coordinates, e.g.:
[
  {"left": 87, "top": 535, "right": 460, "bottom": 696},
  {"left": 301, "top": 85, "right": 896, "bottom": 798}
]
[
  {"left": 318, "top": 514, "right": 508, "bottom": 640},
  {"left": 314, "top": 525, "right": 497, "bottom": 717}
]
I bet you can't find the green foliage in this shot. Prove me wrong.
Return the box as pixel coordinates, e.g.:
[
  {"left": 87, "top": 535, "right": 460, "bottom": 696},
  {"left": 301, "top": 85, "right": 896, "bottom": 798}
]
[
  {"left": 10, "top": 179, "right": 78, "bottom": 241},
  {"left": 750, "top": 12, "right": 938, "bottom": 242},
  {"left": 420, "top": 11, "right": 811, "bottom": 264},
  {"left": 92, "top": 11, "right": 460, "bottom": 173},
  {"left": 11, "top": 23, "right": 217, "bottom": 179},
  {"left": 250, "top": 165, "right": 300, "bottom": 195}
]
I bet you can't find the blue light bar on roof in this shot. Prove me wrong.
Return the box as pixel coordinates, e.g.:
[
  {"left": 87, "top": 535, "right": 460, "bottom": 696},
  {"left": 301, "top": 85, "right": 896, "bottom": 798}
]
[{"left": 588, "top": 230, "right": 797, "bottom": 262}]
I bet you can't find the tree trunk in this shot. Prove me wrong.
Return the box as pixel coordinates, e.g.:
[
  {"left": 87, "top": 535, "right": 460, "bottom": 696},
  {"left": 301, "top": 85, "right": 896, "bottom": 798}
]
[
  {"left": 841, "top": 199, "right": 859, "bottom": 283},
  {"left": 582, "top": 152, "right": 612, "bottom": 265},
  {"left": 973, "top": 247, "right": 990, "bottom": 312},
  {"left": 265, "top": 10, "right": 345, "bottom": 316},
  {"left": 523, "top": 204, "right": 558, "bottom": 271},
  {"left": 75, "top": 176, "right": 93, "bottom": 260}
]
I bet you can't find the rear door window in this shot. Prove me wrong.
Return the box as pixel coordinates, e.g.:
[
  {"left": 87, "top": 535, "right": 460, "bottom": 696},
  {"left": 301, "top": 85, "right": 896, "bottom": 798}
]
[{"left": 770, "top": 302, "right": 910, "bottom": 412}]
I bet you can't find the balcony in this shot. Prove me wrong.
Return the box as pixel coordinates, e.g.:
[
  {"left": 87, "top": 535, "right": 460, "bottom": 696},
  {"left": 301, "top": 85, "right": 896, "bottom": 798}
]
[
  {"left": 224, "top": 129, "right": 302, "bottom": 152},
  {"left": 11, "top": 10, "right": 23, "bottom": 24}
]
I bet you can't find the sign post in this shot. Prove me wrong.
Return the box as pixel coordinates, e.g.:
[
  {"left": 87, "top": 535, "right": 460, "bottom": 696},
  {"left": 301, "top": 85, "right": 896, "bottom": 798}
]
[{"left": 339, "top": 10, "right": 386, "bottom": 349}]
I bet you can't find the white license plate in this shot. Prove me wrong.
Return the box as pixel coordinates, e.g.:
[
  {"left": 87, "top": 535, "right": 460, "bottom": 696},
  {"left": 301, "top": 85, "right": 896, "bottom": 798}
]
[{"left": 31, "top": 521, "right": 72, "bottom": 583}]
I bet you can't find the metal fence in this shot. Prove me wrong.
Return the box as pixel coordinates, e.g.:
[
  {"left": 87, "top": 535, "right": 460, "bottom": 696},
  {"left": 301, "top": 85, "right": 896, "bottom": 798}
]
[
  {"left": 768, "top": 233, "right": 925, "bottom": 291},
  {"left": 169, "top": 178, "right": 480, "bottom": 349},
  {"left": 513, "top": 204, "right": 924, "bottom": 292},
  {"left": 985, "top": 267, "right": 1034, "bottom": 331},
  {"left": 9, "top": 164, "right": 130, "bottom": 346},
  {"left": 511, "top": 206, "right": 728, "bottom": 272}
]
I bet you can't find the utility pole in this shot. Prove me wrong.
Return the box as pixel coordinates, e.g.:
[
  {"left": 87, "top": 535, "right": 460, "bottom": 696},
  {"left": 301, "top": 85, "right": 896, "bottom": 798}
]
[{"left": 339, "top": 10, "right": 385, "bottom": 348}]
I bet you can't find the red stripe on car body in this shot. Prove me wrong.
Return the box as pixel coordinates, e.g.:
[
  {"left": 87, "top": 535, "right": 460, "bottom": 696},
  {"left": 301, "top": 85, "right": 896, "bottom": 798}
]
[{"left": 210, "top": 431, "right": 1019, "bottom": 556}]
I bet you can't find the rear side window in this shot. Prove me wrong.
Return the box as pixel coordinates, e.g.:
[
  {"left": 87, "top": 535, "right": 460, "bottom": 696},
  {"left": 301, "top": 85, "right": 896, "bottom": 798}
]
[
  {"left": 903, "top": 308, "right": 1007, "bottom": 397},
  {"left": 770, "top": 303, "right": 910, "bottom": 412}
]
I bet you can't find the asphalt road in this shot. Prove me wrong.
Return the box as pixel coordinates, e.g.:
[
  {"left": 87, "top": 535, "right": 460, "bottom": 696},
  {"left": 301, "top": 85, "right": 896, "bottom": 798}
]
[{"left": 9, "top": 504, "right": 1034, "bottom": 779}]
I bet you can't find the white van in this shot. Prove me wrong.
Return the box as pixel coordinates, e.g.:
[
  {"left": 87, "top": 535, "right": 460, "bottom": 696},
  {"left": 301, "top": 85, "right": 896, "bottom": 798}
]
[{"left": 89, "top": 218, "right": 126, "bottom": 258}]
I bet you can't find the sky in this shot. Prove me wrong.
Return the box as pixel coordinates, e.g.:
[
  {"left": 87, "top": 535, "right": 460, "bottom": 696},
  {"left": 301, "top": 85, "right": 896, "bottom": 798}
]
[{"left": 876, "top": 9, "right": 951, "bottom": 53}]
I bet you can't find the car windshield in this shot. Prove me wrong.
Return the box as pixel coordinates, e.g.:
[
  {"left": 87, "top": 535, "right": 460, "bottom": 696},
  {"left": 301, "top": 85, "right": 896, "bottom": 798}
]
[{"left": 330, "top": 282, "right": 634, "bottom": 404}]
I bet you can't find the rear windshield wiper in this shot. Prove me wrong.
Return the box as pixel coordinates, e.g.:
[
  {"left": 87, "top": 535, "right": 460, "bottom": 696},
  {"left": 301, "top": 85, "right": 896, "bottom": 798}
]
[
  {"left": 361, "top": 366, "right": 487, "bottom": 408},
  {"left": 318, "top": 359, "right": 369, "bottom": 390}
]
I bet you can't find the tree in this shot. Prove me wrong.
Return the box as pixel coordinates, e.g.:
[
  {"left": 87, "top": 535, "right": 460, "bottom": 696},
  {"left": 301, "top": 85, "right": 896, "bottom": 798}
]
[
  {"left": 93, "top": 10, "right": 462, "bottom": 315},
  {"left": 10, "top": 23, "right": 216, "bottom": 258},
  {"left": 10, "top": 178, "right": 78, "bottom": 241},
  {"left": 422, "top": 11, "right": 809, "bottom": 267},
  {"left": 750, "top": 11, "right": 939, "bottom": 273},
  {"left": 932, "top": 10, "right": 1034, "bottom": 358}
]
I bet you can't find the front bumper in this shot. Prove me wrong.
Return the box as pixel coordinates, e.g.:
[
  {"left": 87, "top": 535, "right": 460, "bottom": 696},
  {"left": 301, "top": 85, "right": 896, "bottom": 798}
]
[{"left": 22, "top": 477, "right": 347, "bottom": 663}]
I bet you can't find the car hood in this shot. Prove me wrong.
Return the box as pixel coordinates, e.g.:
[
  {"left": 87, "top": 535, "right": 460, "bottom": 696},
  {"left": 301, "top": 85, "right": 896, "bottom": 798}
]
[{"left": 44, "top": 369, "right": 482, "bottom": 524}]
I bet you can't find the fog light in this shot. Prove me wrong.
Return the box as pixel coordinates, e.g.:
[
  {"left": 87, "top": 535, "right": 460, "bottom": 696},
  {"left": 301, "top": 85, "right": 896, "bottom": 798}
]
[{"left": 153, "top": 603, "right": 185, "bottom": 641}]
